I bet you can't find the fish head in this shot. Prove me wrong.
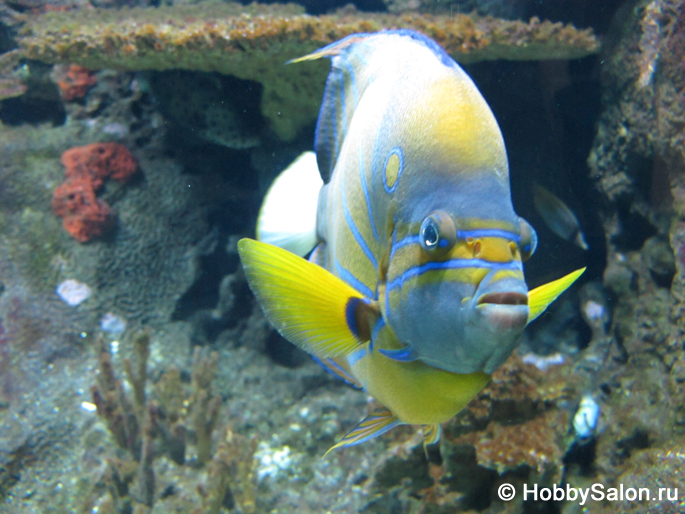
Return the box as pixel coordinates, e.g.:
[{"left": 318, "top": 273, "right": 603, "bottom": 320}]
[{"left": 384, "top": 197, "right": 538, "bottom": 375}]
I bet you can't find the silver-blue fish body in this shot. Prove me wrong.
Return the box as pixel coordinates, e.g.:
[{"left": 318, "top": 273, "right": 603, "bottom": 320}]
[{"left": 309, "top": 30, "right": 537, "bottom": 375}]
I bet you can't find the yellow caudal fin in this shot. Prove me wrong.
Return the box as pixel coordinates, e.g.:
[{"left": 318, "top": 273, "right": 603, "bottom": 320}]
[
  {"left": 527, "top": 268, "right": 585, "bottom": 324},
  {"left": 238, "top": 238, "right": 377, "bottom": 358}
]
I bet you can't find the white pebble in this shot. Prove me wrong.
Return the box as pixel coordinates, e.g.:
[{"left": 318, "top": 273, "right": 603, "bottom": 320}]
[
  {"left": 522, "top": 352, "right": 565, "bottom": 371},
  {"left": 583, "top": 300, "right": 605, "bottom": 321},
  {"left": 56, "top": 279, "right": 91, "bottom": 306},
  {"left": 100, "top": 312, "right": 126, "bottom": 334},
  {"left": 80, "top": 401, "right": 97, "bottom": 412}
]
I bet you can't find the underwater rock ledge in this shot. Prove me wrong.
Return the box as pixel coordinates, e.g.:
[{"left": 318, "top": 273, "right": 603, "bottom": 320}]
[{"left": 19, "top": 2, "right": 600, "bottom": 140}]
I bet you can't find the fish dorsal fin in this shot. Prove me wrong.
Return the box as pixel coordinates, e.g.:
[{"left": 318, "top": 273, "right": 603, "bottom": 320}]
[
  {"left": 290, "top": 34, "right": 375, "bottom": 182},
  {"left": 527, "top": 267, "right": 586, "bottom": 324},
  {"left": 290, "top": 30, "right": 456, "bottom": 183},
  {"left": 238, "top": 238, "right": 378, "bottom": 358}
]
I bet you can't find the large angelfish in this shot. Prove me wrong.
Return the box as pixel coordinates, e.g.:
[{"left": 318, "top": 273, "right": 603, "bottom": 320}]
[{"left": 240, "top": 30, "right": 584, "bottom": 451}]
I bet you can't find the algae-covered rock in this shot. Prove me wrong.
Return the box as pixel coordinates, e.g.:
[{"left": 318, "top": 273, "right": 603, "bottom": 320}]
[{"left": 19, "top": 2, "right": 600, "bottom": 140}]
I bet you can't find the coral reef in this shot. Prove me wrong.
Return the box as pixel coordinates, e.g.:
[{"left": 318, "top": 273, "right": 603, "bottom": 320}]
[
  {"left": 51, "top": 142, "right": 138, "bottom": 241},
  {"left": 0, "top": 50, "right": 28, "bottom": 101},
  {"left": 384, "top": 0, "right": 533, "bottom": 17},
  {"left": 19, "top": 2, "right": 599, "bottom": 140},
  {"left": 568, "top": 0, "right": 685, "bottom": 512}
]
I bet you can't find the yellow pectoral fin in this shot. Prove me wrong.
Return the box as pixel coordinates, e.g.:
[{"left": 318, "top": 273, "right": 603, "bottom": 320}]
[
  {"left": 238, "top": 238, "right": 377, "bottom": 358},
  {"left": 527, "top": 267, "right": 586, "bottom": 324}
]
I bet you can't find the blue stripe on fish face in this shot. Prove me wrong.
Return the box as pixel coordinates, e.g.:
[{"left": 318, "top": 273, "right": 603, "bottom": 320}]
[
  {"left": 370, "top": 317, "right": 385, "bottom": 353},
  {"left": 359, "top": 142, "right": 379, "bottom": 241},
  {"left": 386, "top": 258, "right": 523, "bottom": 292},
  {"left": 458, "top": 229, "right": 521, "bottom": 242},
  {"left": 389, "top": 228, "right": 521, "bottom": 262},
  {"left": 390, "top": 234, "right": 420, "bottom": 260},
  {"left": 334, "top": 256, "right": 375, "bottom": 299},
  {"left": 342, "top": 170, "right": 378, "bottom": 269}
]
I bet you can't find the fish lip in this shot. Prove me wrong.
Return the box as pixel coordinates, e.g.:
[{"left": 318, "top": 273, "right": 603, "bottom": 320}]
[
  {"left": 477, "top": 292, "right": 528, "bottom": 306},
  {"left": 476, "top": 302, "right": 529, "bottom": 332}
]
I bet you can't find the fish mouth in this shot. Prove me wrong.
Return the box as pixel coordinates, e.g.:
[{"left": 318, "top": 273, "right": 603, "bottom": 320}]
[
  {"left": 477, "top": 292, "right": 528, "bottom": 306},
  {"left": 476, "top": 292, "right": 529, "bottom": 332}
]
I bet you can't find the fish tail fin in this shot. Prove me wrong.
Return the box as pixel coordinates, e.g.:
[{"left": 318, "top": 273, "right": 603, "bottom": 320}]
[
  {"left": 256, "top": 151, "right": 322, "bottom": 257},
  {"left": 527, "top": 267, "right": 586, "bottom": 324},
  {"left": 238, "top": 238, "right": 378, "bottom": 358},
  {"left": 325, "top": 408, "right": 401, "bottom": 455}
]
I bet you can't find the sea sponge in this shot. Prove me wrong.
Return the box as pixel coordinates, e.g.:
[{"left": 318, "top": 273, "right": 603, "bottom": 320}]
[
  {"left": 52, "top": 143, "right": 137, "bottom": 242},
  {"left": 52, "top": 64, "right": 97, "bottom": 101},
  {"left": 51, "top": 176, "right": 114, "bottom": 242},
  {"left": 61, "top": 142, "right": 138, "bottom": 188}
]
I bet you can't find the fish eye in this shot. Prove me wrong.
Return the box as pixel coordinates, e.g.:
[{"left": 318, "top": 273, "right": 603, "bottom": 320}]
[
  {"left": 420, "top": 211, "right": 457, "bottom": 253},
  {"left": 518, "top": 218, "right": 538, "bottom": 261}
]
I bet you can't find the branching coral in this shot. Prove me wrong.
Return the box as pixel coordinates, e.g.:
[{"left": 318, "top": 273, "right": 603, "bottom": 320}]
[
  {"left": 19, "top": 2, "right": 600, "bottom": 140},
  {"left": 89, "top": 330, "right": 254, "bottom": 511}
]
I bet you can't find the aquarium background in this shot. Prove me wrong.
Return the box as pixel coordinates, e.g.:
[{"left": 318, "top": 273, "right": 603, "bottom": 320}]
[{"left": 0, "top": 0, "right": 684, "bottom": 512}]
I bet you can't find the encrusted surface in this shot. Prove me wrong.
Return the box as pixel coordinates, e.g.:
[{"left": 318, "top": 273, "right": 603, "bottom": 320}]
[{"left": 19, "top": 2, "right": 600, "bottom": 139}]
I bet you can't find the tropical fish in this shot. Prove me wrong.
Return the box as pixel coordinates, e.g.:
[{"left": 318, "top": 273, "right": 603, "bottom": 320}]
[
  {"left": 533, "top": 183, "right": 589, "bottom": 250},
  {"left": 239, "top": 30, "right": 584, "bottom": 451}
]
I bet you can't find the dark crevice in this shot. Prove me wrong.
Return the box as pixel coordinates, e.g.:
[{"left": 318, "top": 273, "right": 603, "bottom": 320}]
[
  {"left": 0, "top": 97, "right": 65, "bottom": 126},
  {"left": 611, "top": 202, "right": 658, "bottom": 251},
  {"left": 265, "top": 331, "right": 308, "bottom": 368}
]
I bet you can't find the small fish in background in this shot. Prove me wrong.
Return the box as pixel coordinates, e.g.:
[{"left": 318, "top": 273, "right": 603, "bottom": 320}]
[
  {"left": 239, "top": 30, "right": 585, "bottom": 453},
  {"left": 533, "top": 183, "right": 589, "bottom": 250}
]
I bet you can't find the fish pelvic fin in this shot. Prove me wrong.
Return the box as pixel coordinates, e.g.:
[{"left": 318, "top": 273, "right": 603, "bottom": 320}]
[
  {"left": 422, "top": 424, "right": 442, "bottom": 448},
  {"left": 238, "top": 239, "right": 379, "bottom": 358},
  {"left": 312, "top": 356, "right": 362, "bottom": 389},
  {"left": 325, "top": 408, "right": 401, "bottom": 455},
  {"left": 527, "top": 267, "right": 586, "bottom": 324}
]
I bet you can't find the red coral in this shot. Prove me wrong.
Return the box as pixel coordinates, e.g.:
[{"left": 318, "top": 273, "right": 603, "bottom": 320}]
[
  {"left": 55, "top": 64, "right": 97, "bottom": 101},
  {"left": 62, "top": 142, "right": 138, "bottom": 189},
  {"left": 52, "top": 177, "right": 114, "bottom": 242},
  {"left": 52, "top": 143, "right": 137, "bottom": 242}
]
